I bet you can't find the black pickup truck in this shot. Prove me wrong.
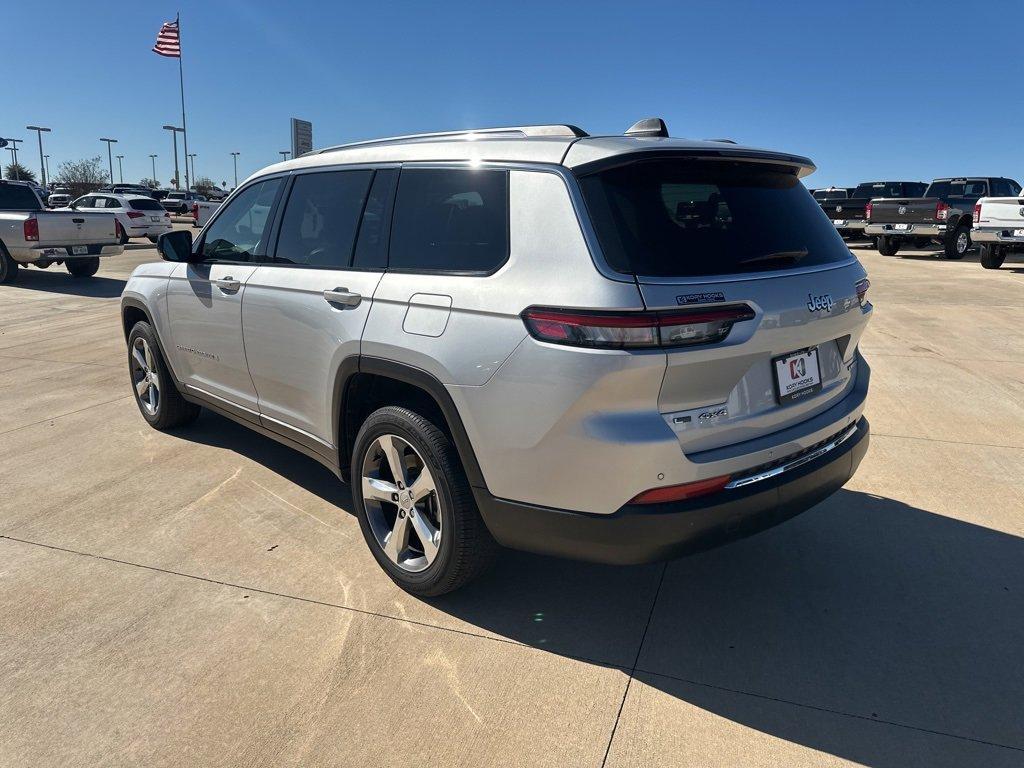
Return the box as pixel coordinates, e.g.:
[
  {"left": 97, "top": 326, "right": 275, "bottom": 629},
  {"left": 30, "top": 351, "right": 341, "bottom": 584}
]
[
  {"left": 865, "top": 177, "right": 1022, "bottom": 258},
  {"left": 820, "top": 181, "right": 927, "bottom": 241}
]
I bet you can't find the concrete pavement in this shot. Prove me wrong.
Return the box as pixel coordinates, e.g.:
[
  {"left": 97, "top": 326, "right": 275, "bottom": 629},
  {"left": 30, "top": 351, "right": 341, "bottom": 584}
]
[{"left": 1, "top": 239, "right": 1022, "bottom": 767}]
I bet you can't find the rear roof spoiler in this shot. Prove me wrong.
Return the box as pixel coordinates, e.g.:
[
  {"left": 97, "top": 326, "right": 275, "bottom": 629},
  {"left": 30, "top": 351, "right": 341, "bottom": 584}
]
[{"left": 572, "top": 147, "right": 817, "bottom": 178}]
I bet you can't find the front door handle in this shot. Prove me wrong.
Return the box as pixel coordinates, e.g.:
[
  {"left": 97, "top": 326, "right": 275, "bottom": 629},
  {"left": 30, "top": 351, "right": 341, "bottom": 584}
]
[
  {"left": 323, "top": 287, "right": 362, "bottom": 307},
  {"left": 213, "top": 277, "right": 241, "bottom": 292}
]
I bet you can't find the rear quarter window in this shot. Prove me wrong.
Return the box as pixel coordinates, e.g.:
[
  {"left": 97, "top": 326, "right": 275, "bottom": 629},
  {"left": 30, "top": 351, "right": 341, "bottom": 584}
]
[{"left": 578, "top": 160, "right": 853, "bottom": 277}]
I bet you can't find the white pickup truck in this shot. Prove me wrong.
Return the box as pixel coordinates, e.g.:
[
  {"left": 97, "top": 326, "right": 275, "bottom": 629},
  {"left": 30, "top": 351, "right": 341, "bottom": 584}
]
[
  {"left": 0, "top": 180, "right": 124, "bottom": 283},
  {"left": 192, "top": 199, "right": 222, "bottom": 228},
  {"left": 973, "top": 193, "right": 1024, "bottom": 269}
]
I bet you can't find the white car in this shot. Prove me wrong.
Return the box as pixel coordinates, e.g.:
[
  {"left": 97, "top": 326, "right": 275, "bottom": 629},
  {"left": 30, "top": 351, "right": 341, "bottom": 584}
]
[{"left": 65, "top": 193, "right": 173, "bottom": 243}]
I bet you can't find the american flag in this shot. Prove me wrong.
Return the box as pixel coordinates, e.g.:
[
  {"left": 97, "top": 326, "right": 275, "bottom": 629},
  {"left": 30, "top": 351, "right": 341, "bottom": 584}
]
[{"left": 152, "top": 20, "right": 181, "bottom": 58}]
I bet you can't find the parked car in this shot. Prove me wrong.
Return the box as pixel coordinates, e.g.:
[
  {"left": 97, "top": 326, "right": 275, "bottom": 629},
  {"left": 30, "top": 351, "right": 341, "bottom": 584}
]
[
  {"left": 0, "top": 180, "right": 124, "bottom": 282},
  {"left": 47, "top": 188, "right": 72, "bottom": 208},
  {"left": 820, "top": 181, "right": 927, "bottom": 241},
  {"left": 151, "top": 189, "right": 171, "bottom": 202},
  {"left": 98, "top": 184, "right": 157, "bottom": 198},
  {"left": 121, "top": 119, "right": 872, "bottom": 595},
  {"left": 192, "top": 199, "right": 222, "bottom": 228},
  {"left": 162, "top": 190, "right": 206, "bottom": 214},
  {"left": 66, "top": 193, "right": 173, "bottom": 243},
  {"left": 812, "top": 186, "right": 849, "bottom": 202},
  {"left": 972, "top": 193, "right": 1024, "bottom": 269},
  {"left": 865, "top": 177, "right": 1021, "bottom": 258}
]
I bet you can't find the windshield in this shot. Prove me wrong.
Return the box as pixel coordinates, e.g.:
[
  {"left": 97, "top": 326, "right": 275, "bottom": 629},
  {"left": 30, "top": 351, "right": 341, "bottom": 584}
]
[{"left": 578, "top": 160, "right": 853, "bottom": 277}]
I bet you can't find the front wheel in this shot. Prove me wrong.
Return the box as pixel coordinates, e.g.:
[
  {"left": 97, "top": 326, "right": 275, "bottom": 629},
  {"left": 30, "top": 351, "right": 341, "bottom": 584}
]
[
  {"left": 67, "top": 257, "right": 100, "bottom": 277},
  {"left": 945, "top": 225, "right": 970, "bottom": 260},
  {"left": 127, "top": 321, "right": 201, "bottom": 429},
  {"left": 0, "top": 244, "right": 18, "bottom": 284},
  {"left": 980, "top": 244, "right": 1006, "bottom": 270},
  {"left": 352, "top": 406, "right": 497, "bottom": 596},
  {"left": 877, "top": 236, "right": 899, "bottom": 256}
]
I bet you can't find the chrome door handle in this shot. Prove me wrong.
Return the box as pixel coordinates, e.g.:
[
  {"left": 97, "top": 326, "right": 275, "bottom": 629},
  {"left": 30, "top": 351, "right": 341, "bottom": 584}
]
[
  {"left": 323, "top": 288, "right": 362, "bottom": 307},
  {"left": 213, "top": 277, "right": 241, "bottom": 292}
]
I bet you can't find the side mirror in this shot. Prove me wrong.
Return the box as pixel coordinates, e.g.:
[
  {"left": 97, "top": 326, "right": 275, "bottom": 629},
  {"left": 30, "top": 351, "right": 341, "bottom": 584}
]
[{"left": 157, "top": 229, "right": 195, "bottom": 262}]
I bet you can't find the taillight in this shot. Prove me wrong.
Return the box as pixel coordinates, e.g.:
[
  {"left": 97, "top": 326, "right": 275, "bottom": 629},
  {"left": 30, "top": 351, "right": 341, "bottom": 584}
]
[
  {"left": 973, "top": 203, "right": 981, "bottom": 224},
  {"left": 23, "top": 218, "right": 39, "bottom": 241},
  {"left": 115, "top": 220, "right": 125, "bottom": 239},
  {"left": 865, "top": 202, "right": 872, "bottom": 220},
  {"left": 191, "top": 203, "right": 199, "bottom": 219},
  {"left": 855, "top": 278, "right": 870, "bottom": 308},
  {"left": 522, "top": 305, "right": 756, "bottom": 350},
  {"left": 628, "top": 475, "right": 731, "bottom": 505},
  {"left": 126, "top": 210, "right": 145, "bottom": 219},
  {"left": 935, "top": 202, "right": 949, "bottom": 221},
  {"left": 164, "top": 211, "right": 170, "bottom": 218}
]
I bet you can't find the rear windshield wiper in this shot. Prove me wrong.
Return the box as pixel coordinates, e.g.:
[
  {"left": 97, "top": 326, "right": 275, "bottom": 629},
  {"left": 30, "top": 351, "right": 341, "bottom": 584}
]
[{"left": 737, "top": 249, "right": 809, "bottom": 266}]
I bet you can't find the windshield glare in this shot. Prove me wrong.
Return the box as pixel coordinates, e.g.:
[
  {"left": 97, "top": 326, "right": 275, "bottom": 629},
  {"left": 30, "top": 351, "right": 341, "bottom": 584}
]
[{"left": 578, "top": 160, "right": 853, "bottom": 277}]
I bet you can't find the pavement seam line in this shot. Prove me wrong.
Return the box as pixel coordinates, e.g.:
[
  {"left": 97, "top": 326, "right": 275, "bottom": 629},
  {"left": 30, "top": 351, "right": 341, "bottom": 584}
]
[
  {"left": 0, "top": 353, "right": 120, "bottom": 369},
  {"left": 872, "top": 432, "right": 1024, "bottom": 451},
  {"left": 630, "top": 668, "right": 1024, "bottom": 754},
  {"left": 0, "top": 534, "right": 629, "bottom": 672},
  {"left": 0, "top": 395, "right": 133, "bottom": 437},
  {"left": 600, "top": 562, "right": 669, "bottom": 768}
]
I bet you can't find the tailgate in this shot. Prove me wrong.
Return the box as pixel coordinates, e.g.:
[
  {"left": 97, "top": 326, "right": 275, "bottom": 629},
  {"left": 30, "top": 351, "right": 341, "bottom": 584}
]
[
  {"left": 36, "top": 211, "right": 118, "bottom": 245},
  {"left": 825, "top": 198, "right": 869, "bottom": 221},
  {"left": 977, "top": 197, "right": 1024, "bottom": 228},
  {"left": 868, "top": 198, "right": 938, "bottom": 224}
]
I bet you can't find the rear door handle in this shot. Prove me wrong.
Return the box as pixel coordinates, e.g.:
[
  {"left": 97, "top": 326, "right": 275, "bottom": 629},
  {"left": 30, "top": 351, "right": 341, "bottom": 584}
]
[
  {"left": 323, "top": 288, "right": 362, "bottom": 307},
  {"left": 213, "top": 277, "right": 241, "bottom": 292}
]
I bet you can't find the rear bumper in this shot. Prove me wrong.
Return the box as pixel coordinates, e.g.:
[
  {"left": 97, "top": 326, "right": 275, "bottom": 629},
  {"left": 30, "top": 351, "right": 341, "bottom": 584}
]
[
  {"left": 11, "top": 243, "right": 124, "bottom": 263},
  {"left": 832, "top": 219, "right": 866, "bottom": 232},
  {"left": 865, "top": 223, "right": 946, "bottom": 237},
  {"left": 476, "top": 416, "right": 870, "bottom": 565},
  {"left": 971, "top": 227, "right": 1024, "bottom": 245}
]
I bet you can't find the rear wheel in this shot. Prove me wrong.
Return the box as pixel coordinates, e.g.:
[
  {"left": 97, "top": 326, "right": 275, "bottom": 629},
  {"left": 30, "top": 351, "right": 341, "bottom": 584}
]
[
  {"left": 944, "top": 225, "right": 970, "bottom": 260},
  {"left": 66, "top": 257, "right": 100, "bottom": 278},
  {"left": 980, "top": 244, "right": 1006, "bottom": 270},
  {"left": 877, "top": 236, "right": 899, "bottom": 256},
  {"left": 0, "top": 244, "right": 18, "bottom": 284},
  {"left": 352, "top": 406, "right": 497, "bottom": 596},
  {"left": 127, "top": 321, "right": 201, "bottom": 429}
]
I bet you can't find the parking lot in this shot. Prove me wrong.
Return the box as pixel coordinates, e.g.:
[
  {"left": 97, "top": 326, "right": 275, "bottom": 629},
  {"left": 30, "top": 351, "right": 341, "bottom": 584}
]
[{"left": 1, "top": 236, "right": 1022, "bottom": 766}]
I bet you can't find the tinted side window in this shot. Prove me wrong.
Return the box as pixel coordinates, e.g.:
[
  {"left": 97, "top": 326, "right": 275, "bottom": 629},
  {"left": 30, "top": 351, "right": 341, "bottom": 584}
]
[
  {"left": 352, "top": 169, "right": 398, "bottom": 270},
  {"left": 389, "top": 169, "right": 509, "bottom": 273},
  {"left": 274, "top": 170, "right": 373, "bottom": 268},
  {"left": 925, "top": 181, "right": 950, "bottom": 199},
  {"left": 200, "top": 178, "right": 283, "bottom": 263}
]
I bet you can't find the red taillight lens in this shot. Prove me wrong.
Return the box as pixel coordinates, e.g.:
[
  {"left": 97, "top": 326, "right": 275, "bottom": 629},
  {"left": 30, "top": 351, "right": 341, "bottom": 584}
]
[
  {"left": 23, "top": 218, "right": 39, "bottom": 241},
  {"left": 191, "top": 203, "right": 199, "bottom": 218},
  {"left": 126, "top": 210, "right": 145, "bottom": 219},
  {"left": 856, "top": 278, "right": 870, "bottom": 308},
  {"left": 628, "top": 475, "right": 731, "bottom": 505},
  {"left": 935, "top": 202, "right": 949, "bottom": 221},
  {"left": 864, "top": 202, "right": 872, "bottom": 220},
  {"left": 522, "top": 305, "right": 756, "bottom": 350},
  {"left": 973, "top": 203, "right": 982, "bottom": 224}
]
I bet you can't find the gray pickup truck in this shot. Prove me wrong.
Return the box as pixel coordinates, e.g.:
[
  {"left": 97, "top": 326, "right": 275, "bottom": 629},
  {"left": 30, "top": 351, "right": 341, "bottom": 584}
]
[{"left": 0, "top": 180, "right": 124, "bottom": 282}]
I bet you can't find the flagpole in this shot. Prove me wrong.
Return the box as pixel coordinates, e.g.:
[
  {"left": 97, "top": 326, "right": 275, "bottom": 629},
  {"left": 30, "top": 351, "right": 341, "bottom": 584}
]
[{"left": 177, "top": 12, "right": 190, "bottom": 192}]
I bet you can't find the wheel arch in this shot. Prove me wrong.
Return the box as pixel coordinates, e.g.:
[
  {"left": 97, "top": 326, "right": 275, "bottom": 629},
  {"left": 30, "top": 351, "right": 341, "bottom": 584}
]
[
  {"left": 334, "top": 357, "right": 487, "bottom": 490},
  {"left": 120, "top": 297, "right": 182, "bottom": 385}
]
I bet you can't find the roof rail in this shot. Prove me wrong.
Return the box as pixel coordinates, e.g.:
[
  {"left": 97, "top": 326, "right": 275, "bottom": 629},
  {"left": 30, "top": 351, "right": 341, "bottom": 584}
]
[{"left": 314, "top": 124, "right": 589, "bottom": 155}]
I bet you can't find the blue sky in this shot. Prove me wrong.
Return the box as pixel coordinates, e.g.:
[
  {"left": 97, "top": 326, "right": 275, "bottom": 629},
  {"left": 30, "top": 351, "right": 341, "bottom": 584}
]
[{"left": 7, "top": 0, "right": 1023, "bottom": 188}]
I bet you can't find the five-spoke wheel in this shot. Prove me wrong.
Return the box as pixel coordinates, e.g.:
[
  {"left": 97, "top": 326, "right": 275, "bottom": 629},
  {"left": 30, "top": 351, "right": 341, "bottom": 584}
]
[{"left": 130, "top": 337, "right": 161, "bottom": 416}]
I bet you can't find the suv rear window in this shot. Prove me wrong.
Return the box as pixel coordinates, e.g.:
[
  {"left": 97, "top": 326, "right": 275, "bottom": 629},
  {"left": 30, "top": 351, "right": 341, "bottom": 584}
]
[
  {"left": 389, "top": 169, "right": 509, "bottom": 274},
  {"left": 128, "top": 198, "right": 164, "bottom": 211},
  {"left": 578, "top": 160, "right": 853, "bottom": 277}
]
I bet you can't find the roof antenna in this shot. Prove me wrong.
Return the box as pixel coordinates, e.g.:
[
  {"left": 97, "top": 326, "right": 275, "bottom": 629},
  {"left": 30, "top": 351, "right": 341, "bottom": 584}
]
[{"left": 624, "top": 118, "right": 669, "bottom": 138}]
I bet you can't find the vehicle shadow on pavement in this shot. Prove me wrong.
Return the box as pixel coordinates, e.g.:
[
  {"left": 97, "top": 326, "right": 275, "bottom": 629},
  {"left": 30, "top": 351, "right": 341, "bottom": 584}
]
[
  {"left": 172, "top": 413, "right": 1024, "bottom": 766},
  {"left": 7, "top": 267, "right": 126, "bottom": 298}
]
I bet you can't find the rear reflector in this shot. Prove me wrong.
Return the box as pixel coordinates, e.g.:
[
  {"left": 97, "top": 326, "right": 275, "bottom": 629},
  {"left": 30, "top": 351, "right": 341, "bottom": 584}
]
[
  {"left": 522, "top": 305, "right": 755, "bottom": 350},
  {"left": 628, "top": 475, "right": 731, "bottom": 505},
  {"left": 23, "top": 218, "right": 39, "bottom": 241}
]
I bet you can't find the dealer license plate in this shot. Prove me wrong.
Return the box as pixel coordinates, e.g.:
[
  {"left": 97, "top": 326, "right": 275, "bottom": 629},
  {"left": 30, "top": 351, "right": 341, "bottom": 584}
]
[{"left": 773, "top": 348, "right": 822, "bottom": 404}]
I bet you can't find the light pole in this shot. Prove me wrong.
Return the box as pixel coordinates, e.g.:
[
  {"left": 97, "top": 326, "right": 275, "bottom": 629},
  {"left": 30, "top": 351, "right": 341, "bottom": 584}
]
[
  {"left": 230, "top": 152, "right": 240, "bottom": 188},
  {"left": 115, "top": 155, "right": 125, "bottom": 184},
  {"left": 149, "top": 154, "right": 158, "bottom": 185},
  {"left": 187, "top": 153, "right": 197, "bottom": 186},
  {"left": 43, "top": 155, "right": 50, "bottom": 182},
  {"left": 163, "top": 125, "right": 183, "bottom": 189},
  {"left": 279, "top": 151, "right": 290, "bottom": 161},
  {"left": 26, "top": 126, "right": 51, "bottom": 188},
  {"left": 2, "top": 138, "right": 23, "bottom": 179},
  {"left": 100, "top": 138, "right": 118, "bottom": 184}
]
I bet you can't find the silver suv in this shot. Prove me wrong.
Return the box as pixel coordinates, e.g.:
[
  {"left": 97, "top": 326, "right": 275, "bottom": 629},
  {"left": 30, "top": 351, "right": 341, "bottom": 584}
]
[{"left": 121, "top": 119, "right": 872, "bottom": 595}]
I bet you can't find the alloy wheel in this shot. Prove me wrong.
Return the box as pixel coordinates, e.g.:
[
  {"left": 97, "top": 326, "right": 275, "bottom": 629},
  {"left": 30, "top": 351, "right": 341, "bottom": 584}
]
[
  {"left": 957, "top": 231, "right": 969, "bottom": 254},
  {"left": 131, "top": 337, "right": 160, "bottom": 416},
  {"left": 360, "top": 434, "right": 441, "bottom": 573}
]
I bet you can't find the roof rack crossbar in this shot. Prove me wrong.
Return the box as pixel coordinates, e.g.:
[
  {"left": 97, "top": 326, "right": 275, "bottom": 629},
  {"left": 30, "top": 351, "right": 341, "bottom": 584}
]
[{"left": 315, "top": 124, "right": 588, "bottom": 155}]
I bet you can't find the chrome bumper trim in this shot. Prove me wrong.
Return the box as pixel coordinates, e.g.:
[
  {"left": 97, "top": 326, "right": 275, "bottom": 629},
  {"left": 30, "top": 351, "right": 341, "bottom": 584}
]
[
  {"left": 724, "top": 423, "right": 859, "bottom": 490},
  {"left": 864, "top": 223, "right": 945, "bottom": 236}
]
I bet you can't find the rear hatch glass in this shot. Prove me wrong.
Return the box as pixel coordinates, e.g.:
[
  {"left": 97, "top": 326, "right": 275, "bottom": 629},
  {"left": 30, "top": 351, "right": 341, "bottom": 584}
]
[
  {"left": 128, "top": 198, "right": 165, "bottom": 211},
  {"left": 578, "top": 160, "right": 853, "bottom": 277}
]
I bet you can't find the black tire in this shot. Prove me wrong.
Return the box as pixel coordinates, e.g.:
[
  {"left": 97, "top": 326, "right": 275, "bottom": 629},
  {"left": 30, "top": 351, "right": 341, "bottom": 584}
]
[
  {"left": 66, "top": 257, "right": 100, "bottom": 278},
  {"left": 118, "top": 226, "right": 129, "bottom": 245},
  {"left": 352, "top": 406, "right": 497, "bottom": 596},
  {"left": 0, "top": 243, "right": 18, "bottom": 284},
  {"left": 127, "top": 321, "right": 201, "bottom": 430},
  {"left": 877, "top": 236, "right": 899, "bottom": 256},
  {"left": 944, "top": 225, "right": 970, "bottom": 260},
  {"left": 980, "top": 244, "right": 1006, "bottom": 270}
]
